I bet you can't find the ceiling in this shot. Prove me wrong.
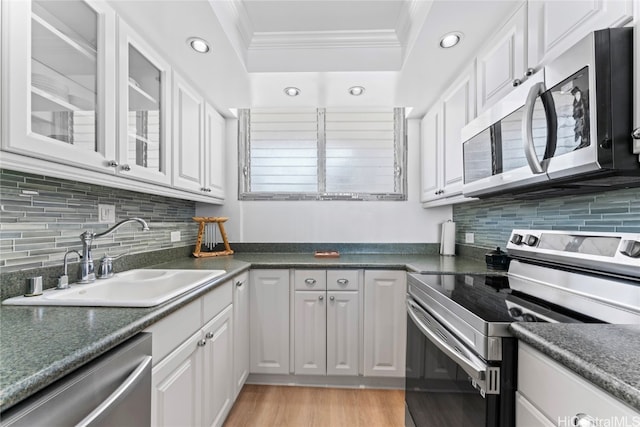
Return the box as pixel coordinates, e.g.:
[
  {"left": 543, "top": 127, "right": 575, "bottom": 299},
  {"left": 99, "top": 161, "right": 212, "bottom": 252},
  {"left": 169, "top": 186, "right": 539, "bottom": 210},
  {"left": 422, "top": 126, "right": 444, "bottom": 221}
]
[{"left": 109, "top": 0, "right": 522, "bottom": 118}]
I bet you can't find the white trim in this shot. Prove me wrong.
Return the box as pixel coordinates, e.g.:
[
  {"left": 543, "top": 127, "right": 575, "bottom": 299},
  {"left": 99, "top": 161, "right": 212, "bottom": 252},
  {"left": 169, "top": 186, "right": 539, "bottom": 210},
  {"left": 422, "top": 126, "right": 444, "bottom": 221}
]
[
  {"left": 249, "top": 29, "right": 401, "bottom": 50},
  {"left": 246, "top": 373, "right": 404, "bottom": 390}
]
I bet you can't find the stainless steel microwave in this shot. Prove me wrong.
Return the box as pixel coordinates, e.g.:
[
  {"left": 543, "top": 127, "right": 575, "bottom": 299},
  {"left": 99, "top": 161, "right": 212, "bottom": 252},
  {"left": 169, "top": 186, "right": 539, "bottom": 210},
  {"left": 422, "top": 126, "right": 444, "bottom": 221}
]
[{"left": 461, "top": 28, "right": 638, "bottom": 199}]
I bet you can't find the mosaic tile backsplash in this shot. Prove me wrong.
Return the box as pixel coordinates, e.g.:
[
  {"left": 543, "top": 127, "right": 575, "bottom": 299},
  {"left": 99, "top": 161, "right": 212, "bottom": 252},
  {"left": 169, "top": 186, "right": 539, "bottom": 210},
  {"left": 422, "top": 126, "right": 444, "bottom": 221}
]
[
  {"left": 453, "top": 187, "right": 640, "bottom": 249},
  {"left": 0, "top": 169, "right": 197, "bottom": 273}
]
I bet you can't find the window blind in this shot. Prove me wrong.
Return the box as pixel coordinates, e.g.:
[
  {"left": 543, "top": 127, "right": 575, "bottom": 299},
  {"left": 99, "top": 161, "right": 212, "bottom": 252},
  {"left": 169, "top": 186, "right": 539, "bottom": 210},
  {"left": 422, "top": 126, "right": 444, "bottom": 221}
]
[{"left": 249, "top": 108, "right": 318, "bottom": 193}]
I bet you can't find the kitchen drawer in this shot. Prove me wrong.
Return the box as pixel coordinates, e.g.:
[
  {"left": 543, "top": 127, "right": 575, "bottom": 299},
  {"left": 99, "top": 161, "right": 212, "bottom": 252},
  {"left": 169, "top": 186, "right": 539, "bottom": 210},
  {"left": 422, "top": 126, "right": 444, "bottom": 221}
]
[
  {"left": 202, "top": 279, "right": 232, "bottom": 323},
  {"left": 518, "top": 343, "right": 638, "bottom": 424},
  {"left": 294, "top": 270, "right": 326, "bottom": 291},
  {"left": 144, "top": 298, "right": 201, "bottom": 364},
  {"left": 327, "top": 270, "right": 360, "bottom": 291},
  {"left": 515, "top": 391, "right": 554, "bottom": 427}
]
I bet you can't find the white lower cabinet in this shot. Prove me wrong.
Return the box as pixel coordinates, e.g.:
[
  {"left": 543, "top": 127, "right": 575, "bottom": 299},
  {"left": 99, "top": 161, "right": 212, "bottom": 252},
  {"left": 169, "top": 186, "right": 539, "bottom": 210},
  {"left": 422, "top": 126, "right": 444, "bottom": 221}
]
[
  {"left": 146, "top": 279, "right": 235, "bottom": 427},
  {"left": 293, "top": 269, "right": 361, "bottom": 377},
  {"left": 249, "top": 269, "right": 290, "bottom": 374},
  {"left": 232, "top": 272, "right": 250, "bottom": 397},
  {"left": 516, "top": 342, "right": 639, "bottom": 426},
  {"left": 363, "top": 270, "right": 406, "bottom": 377}
]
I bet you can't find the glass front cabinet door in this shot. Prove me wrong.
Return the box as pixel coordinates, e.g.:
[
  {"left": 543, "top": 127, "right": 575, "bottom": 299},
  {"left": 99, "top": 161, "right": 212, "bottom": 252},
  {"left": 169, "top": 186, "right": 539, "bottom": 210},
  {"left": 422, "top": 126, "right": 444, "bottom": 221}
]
[
  {"left": 3, "top": 0, "right": 118, "bottom": 173},
  {"left": 117, "top": 20, "right": 171, "bottom": 185}
]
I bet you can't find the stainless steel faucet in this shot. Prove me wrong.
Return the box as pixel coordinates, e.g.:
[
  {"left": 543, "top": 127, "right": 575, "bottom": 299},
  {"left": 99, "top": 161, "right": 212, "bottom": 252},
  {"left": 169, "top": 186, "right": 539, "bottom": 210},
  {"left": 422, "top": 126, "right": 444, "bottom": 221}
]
[{"left": 78, "top": 218, "right": 149, "bottom": 283}]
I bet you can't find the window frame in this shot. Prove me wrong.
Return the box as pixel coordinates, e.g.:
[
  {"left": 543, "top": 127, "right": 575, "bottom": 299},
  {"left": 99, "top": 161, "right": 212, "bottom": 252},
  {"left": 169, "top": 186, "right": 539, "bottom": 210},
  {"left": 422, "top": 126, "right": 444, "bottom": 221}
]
[{"left": 238, "top": 107, "right": 407, "bottom": 201}]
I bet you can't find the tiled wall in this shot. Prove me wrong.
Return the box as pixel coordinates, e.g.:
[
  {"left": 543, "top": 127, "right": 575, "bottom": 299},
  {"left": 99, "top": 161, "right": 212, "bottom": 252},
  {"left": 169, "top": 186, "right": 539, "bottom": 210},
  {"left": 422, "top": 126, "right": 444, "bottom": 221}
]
[
  {"left": 0, "top": 169, "right": 197, "bottom": 273},
  {"left": 453, "top": 187, "right": 640, "bottom": 249}
]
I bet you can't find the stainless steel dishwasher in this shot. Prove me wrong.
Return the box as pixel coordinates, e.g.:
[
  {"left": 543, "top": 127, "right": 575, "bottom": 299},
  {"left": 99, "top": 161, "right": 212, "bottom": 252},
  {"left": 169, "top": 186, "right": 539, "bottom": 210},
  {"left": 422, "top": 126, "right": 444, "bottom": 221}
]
[{"left": 1, "top": 333, "right": 152, "bottom": 427}]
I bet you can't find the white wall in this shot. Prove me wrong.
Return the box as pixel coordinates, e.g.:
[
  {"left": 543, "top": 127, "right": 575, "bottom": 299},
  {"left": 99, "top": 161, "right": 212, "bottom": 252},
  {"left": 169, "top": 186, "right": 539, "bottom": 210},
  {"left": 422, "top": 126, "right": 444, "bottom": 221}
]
[{"left": 196, "top": 118, "right": 451, "bottom": 243}]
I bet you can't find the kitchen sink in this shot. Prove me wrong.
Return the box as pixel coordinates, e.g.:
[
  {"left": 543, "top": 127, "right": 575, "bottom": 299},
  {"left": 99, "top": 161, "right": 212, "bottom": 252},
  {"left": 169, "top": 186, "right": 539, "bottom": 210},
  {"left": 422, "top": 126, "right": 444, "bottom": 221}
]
[{"left": 2, "top": 269, "right": 226, "bottom": 307}]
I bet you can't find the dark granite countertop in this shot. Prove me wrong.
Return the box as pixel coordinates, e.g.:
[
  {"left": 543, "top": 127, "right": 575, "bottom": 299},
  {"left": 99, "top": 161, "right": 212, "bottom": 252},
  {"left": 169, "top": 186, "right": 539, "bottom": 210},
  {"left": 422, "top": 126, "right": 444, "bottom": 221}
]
[
  {"left": 0, "top": 253, "right": 488, "bottom": 412},
  {"left": 510, "top": 323, "right": 640, "bottom": 412}
]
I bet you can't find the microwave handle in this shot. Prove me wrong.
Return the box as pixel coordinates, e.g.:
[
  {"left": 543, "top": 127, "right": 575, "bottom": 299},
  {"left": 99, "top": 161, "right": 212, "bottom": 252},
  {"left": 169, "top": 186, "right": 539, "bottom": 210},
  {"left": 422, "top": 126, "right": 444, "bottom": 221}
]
[{"left": 523, "top": 82, "right": 547, "bottom": 174}]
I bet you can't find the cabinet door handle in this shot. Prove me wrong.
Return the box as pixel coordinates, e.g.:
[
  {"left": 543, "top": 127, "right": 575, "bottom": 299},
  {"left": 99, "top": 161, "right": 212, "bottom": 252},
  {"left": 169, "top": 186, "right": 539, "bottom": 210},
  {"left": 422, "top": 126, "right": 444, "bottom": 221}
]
[
  {"left": 632, "top": 128, "right": 640, "bottom": 139},
  {"left": 329, "top": 296, "right": 335, "bottom": 301},
  {"left": 336, "top": 279, "right": 349, "bottom": 286},
  {"left": 205, "top": 332, "right": 214, "bottom": 339},
  {"left": 305, "top": 278, "right": 316, "bottom": 286},
  {"left": 318, "top": 295, "right": 324, "bottom": 301},
  {"left": 512, "top": 78, "right": 522, "bottom": 87},
  {"left": 525, "top": 67, "right": 536, "bottom": 77},
  {"left": 107, "top": 160, "right": 119, "bottom": 168},
  {"left": 120, "top": 164, "right": 131, "bottom": 172},
  {"left": 197, "top": 339, "right": 207, "bottom": 347},
  {"left": 236, "top": 280, "right": 244, "bottom": 287}
]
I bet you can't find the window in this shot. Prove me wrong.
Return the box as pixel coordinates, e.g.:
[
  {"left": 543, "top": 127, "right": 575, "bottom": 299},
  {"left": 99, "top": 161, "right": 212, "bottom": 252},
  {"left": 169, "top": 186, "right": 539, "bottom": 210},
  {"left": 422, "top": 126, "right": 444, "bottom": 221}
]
[{"left": 239, "top": 107, "right": 406, "bottom": 200}]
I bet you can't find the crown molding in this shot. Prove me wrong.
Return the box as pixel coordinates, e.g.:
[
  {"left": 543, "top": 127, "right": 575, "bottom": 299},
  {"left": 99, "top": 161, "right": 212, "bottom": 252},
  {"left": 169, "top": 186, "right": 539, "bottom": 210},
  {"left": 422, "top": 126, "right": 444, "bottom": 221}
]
[{"left": 248, "top": 29, "right": 401, "bottom": 50}]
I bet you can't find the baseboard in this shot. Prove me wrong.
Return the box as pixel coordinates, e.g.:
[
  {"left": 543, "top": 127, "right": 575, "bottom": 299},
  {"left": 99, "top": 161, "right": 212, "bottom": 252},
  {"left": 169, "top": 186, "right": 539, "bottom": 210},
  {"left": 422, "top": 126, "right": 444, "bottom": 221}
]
[{"left": 246, "top": 373, "right": 404, "bottom": 390}]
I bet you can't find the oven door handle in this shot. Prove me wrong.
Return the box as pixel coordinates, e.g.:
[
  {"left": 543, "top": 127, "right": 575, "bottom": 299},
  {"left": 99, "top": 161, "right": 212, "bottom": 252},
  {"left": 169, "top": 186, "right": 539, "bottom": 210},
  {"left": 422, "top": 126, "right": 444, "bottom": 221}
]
[{"left": 407, "top": 299, "right": 488, "bottom": 383}]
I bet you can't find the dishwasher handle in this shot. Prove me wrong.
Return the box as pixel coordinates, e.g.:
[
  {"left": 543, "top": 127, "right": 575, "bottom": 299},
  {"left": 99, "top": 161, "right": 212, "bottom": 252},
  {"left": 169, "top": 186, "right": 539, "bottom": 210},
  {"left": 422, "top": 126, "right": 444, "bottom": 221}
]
[{"left": 76, "top": 355, "right": 152, "bottom": 427}]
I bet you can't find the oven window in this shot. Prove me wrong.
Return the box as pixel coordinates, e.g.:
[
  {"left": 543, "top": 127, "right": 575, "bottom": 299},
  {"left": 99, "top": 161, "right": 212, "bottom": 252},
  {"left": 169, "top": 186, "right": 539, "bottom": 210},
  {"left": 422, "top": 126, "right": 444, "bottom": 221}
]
[{"left": 406, "top": 318, "right": 490, "bottom": 426}]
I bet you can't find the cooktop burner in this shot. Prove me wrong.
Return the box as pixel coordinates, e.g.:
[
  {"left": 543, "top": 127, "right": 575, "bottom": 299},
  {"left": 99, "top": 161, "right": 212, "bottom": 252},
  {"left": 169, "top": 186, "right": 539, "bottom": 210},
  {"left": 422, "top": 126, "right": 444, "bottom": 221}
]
[{"left": 408, "top": 273, "right": 596, "bottom": 325}]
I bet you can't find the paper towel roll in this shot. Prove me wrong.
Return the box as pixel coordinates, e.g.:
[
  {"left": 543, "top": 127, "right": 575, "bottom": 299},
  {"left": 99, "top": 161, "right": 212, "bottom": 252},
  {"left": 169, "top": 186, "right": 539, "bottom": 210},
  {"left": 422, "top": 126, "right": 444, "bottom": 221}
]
[{"left": 440, "top": 221, "right": 456, "bottom": 256}]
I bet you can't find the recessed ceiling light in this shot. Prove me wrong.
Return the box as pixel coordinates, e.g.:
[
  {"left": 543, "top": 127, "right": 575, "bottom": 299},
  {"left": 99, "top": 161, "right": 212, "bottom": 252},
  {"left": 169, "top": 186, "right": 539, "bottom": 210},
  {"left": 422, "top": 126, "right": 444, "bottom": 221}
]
[
  {"left": 284, "top": 87, "right": 301, "bottom": 97},
  {"left": 439, "top": 32, "right": 462, "bottom": 49},
  {"left": 187, "top": 37, "right": 210, "bottom": 53},
  {"left": 348, "top": 86, "right": 365, "bottom": 96}
]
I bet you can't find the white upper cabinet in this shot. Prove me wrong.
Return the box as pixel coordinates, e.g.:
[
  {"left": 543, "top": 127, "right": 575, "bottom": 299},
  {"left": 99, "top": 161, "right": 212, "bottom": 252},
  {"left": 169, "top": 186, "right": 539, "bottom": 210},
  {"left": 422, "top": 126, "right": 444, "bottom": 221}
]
[
  {"left": 421, "top": 64, "right": 476, "bottom": 207},
  {"left": 527, "top": 0, "right": 633, "bottom": 69},
  {"left": 172, "top": 72, "right": 205, "bottom": 192},
  {"left": 117, "top": 19, "right": 171, "bottom": 185},
  {"left": 204, "top": 104, "right": 226, "bottom": 200},
  {"left": 476, "top": 2, "right": 527, "bottom": 113},
  {"left": 2, "top": 0, "right": 117, "bottom": 172}
]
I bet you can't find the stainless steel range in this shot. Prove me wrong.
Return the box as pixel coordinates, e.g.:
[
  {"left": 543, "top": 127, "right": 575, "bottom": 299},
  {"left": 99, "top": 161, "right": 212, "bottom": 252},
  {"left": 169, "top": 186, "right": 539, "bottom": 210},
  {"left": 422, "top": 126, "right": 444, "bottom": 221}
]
[{"left": 405, "top": 229, "right": 640, "bottom": 427}]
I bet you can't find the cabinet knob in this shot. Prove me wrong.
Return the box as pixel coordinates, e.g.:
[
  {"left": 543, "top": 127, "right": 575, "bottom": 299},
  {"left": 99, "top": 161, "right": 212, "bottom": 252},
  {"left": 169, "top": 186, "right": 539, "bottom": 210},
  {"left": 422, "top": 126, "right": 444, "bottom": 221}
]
[
  {"left": 632, "top": 128, "right": 640, "bottom": 139},
  {"left": 318, "top": 295, "right": 324, "bottom": 301},
  {"left": 512, "top": 78, "right": 522, "bottom": 87},
  {"left": 305, "top": 278, "right": 316, "bottom": 286},
  {"left": 120, "top": 164, "right": 131, "bottom": 172},
  {"left": 525, "top": 67, "right": 536, "bottom": 77},
  {"left": 236, "top": 280, "right": 244, "bottom": 287},
  {"left": 107, "top": 160, "right": 119, "bottom": 168},
  {"left": 573, "top": 413, "right": 597, "bottom": 427},
  {"left": 336, "top": 279, "right": 349, "bottom": 286},
  {"left": 329, "top": 296, "right": 335, "bottom": 301},
  {"left": 197, "top": 339, "right": 207, "bottom": 347},
  {"left": 205, "top": 332, "right": 214, "bottom": 339}
]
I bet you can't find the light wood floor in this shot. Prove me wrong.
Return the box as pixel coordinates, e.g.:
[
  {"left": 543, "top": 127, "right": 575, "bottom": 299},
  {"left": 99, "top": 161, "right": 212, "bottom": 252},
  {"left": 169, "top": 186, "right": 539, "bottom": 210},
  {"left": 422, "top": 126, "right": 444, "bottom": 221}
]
[{"left": 224, "top": 385, "right": 405, "bottom": 427}]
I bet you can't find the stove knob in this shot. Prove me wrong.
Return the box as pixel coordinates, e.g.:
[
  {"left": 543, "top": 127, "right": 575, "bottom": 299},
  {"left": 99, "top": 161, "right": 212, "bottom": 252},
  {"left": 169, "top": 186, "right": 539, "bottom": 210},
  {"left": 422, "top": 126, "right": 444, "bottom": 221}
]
[
  {"left": 508, "top": 307, "right": 523, "bottom": 318},
  {"left": 510, "top": 233, "right": 523, "bottom": 245},
  {"left": 620, "top": 240, "right": 640, "bottom": 258},
  {"left": 524, "top": 234, "right": 539, "bottom": 246},
  {"left": 522, "top": 313, "right": 537, "bottom": 322}
]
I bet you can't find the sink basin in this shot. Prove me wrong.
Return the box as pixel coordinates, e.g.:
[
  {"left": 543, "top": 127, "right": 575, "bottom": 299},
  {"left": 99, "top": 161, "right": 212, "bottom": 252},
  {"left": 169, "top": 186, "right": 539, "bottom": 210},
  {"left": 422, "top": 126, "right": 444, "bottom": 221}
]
[{"left": 2, "top": 269, "right": 226, "bottom": 307}]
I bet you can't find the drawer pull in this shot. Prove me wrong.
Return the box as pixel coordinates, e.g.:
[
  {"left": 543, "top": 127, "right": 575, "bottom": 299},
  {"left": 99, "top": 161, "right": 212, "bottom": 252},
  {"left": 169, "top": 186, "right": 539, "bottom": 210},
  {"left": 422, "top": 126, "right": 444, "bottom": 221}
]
[
  {"left": 197, "top": 339, "right": 207, "bottom": 347},
  {"left": 205, "top": 332, "right": 214, "bottom": 339},
  {"left": 305, "top": 278, "right": 316, "bottom": 286},
  {"left": 336, "top": 279, "right": 349, "bottom": 286}
]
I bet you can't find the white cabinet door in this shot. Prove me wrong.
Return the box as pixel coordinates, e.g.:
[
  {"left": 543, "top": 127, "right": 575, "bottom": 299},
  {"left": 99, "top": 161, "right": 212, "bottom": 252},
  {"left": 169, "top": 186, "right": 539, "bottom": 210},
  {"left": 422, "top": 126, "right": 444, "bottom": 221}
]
[
  {"left": 3, "top": 0, "right": 117, "bottom": 173},
  {"left": 476, "top": 3, "right": 527, "bottom": 113},
  {"left": 117, "top": 19, "right": 171, "bottom": 185},
  {"left": 172, "top": 72, "right": 204, "bottom": 192},
  {"left": 204, "top": 104, "right": 226, "bottom": 200},
  {"left": 634, "top": 1, "right": 640, "bottom": 157},
  {"left": 326, "top": 290, "right": 359, "bottom": 376},
  {"left": 419, "top": 106, "right": 441, "bottom": 203},
  {"left": 202, "top": 305, "right": 233, "bottom": 427},
  {"left": 151, "top": 332, "right": 203, "bottom": 427},
  {"left": 363, "top": 270, "right": 406, "bottom": 377},
  {"left": 294, "top": 290, "right": 326, "bottom": 375},
  {"left": 528, "top": 0, "right": 633, "bottom": 68},
  {"left": 515, "top": 392, "right": 555, "bottom": 427},
  {"left": 232, "top": 272, "right": 250, "bottom": 398},
  {"left": 441, "top": 66, "right": 475, "bottom": 198},
  {"left": 250, "top": 269, "right": 290, "bottom": 374}
]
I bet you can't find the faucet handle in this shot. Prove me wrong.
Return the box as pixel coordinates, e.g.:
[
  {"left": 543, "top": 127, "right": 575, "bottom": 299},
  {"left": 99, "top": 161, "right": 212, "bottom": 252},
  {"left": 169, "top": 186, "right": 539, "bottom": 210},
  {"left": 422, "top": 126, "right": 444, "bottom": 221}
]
[{"left": 98, "top": 253, "right": 126, "bottom": 279}]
